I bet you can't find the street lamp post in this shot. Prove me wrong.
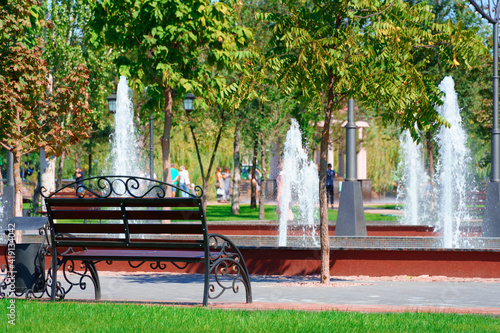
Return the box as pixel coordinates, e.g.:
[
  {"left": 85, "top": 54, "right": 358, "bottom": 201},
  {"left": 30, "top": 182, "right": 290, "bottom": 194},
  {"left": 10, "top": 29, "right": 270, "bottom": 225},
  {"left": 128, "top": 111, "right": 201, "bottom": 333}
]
[
  {"left": 183, "top": 92, "right": 195, "bottom": 113},
  {"left": 469, "top": 0, "right": 500, "bottom": 236},
  {"left": 335, "top": 99, "right": 367, "bottom": 236},
  {"left": 106, "top": 93, "right": 117, "bottom": 114}
]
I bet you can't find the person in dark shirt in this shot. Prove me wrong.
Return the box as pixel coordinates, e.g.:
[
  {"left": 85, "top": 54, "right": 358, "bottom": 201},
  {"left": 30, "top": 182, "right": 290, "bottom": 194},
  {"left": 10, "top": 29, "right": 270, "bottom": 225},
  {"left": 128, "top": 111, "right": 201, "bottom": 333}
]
[{"left": 326, "top": 163, "right": 336, "bottom": 209}]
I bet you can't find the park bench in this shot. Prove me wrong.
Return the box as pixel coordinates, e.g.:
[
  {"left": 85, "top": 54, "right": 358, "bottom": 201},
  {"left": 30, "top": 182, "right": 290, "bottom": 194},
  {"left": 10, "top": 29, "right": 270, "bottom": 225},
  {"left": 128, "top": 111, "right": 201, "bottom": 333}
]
[{"left": 42, "top": 175, "right": 252, "bottom": 306}]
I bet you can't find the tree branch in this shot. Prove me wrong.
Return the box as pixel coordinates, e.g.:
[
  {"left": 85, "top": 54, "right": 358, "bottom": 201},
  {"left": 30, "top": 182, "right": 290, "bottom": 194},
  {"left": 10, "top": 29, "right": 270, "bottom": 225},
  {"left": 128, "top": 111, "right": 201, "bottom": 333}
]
[{"left": 353, "top": 2, "right": 394, "bottom": 19}]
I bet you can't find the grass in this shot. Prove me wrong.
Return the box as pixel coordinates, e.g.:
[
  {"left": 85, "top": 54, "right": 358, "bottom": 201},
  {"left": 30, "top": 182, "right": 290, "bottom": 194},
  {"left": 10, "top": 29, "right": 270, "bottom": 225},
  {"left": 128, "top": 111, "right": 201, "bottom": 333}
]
[
  {"left": 55, "top": 204, "right": 399, "bottom": 223},
  {"left": 205, "top": 204, "right": 399, "bottom": 221},
  {"left": 1, "top": 299, "right": 498, "bottom": 332},
  {"left": 364, "top": 204, "right": 401, "bottom": 210}
]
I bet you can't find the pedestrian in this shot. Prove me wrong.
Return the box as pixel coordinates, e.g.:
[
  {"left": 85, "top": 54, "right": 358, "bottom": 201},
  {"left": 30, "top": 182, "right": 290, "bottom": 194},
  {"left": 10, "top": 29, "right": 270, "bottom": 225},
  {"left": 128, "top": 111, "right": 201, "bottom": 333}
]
[
  {"left": 178, "top": 165, "right": 190, "bottom": 198},
  {"left": 170, "top": 164, "right": 179, "bottom": 197},
  {"left": 326, "top": 163, "right": 336, "bottom": 209},
  {"left": 215, "top": 166, "right": 226, "bottom": 202},
  {"left": 222, "top": 166, "right": 232, "bottom": 202},
  {"left": 249, "top": 168, "right": 262, "bottom": 199},
  {"left": 75, "top": 166, "right": 85, "bottom": 195}
]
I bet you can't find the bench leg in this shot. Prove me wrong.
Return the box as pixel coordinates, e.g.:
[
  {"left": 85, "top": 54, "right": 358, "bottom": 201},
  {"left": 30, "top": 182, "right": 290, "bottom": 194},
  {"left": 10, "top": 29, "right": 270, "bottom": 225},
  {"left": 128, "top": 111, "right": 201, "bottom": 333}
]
[
  {"left": 86, "top": 261, "right": 101, "bottom": 301},
  {"left": 50, "top": 253, "right": 60, "bottom": 301},
  {"left": 203, "top": 259, "right": 209, "bottom": 306}
]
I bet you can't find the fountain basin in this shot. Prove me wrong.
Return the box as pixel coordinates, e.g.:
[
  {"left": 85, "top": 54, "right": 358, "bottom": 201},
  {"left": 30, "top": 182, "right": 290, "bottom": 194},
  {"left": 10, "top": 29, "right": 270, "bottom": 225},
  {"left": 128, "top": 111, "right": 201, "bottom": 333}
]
[
  {"left": 206, "top": 221, "right": 482, "bottom": 237},
  {"left": 2, "top": 245, "right": 496, "bottom": 278},
  {"left": 4, "top": 229, "right": 498, "bottom": 278}
]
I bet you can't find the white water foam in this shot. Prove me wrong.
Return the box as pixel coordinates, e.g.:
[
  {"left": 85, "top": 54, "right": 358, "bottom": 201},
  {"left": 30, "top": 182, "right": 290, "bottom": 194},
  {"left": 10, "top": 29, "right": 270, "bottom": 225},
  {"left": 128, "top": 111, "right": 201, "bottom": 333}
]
[
  {"left": 109, "top": 76, "right": 141, "bottom": 177},
  {"left": 278, "top": 119, "right": 319, "bottom": 246},
  {"left": 435, "top": 76, "right": 473, "bottom": 248},
  {"left": 397, "top": 76, "right": 474, "bottom": 248}
]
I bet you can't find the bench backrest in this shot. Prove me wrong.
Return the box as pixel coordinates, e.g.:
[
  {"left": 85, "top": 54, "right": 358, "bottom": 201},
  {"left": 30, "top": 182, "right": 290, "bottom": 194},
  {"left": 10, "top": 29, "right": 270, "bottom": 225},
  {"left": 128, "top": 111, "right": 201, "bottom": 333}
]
[{"left": 46, "top": 197, "right": 209, "bottom": 252}]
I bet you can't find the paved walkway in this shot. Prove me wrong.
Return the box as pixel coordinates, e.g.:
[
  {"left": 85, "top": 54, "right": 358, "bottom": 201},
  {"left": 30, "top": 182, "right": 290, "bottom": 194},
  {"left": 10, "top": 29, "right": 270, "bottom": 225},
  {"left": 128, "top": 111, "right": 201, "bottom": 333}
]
[{"left": 60, "top": 272, "right": 500, "bottom": 315}]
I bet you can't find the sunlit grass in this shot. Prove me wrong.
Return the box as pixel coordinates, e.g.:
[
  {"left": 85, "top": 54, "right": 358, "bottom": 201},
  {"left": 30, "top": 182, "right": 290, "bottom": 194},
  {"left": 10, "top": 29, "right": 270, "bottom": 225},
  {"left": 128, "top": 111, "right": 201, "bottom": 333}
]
[
  {"left": 205, "top": 204, "right": 399, "bottom": 221},
  {"left": 1, "top": 299, "right": 498, "bottom": 333}
]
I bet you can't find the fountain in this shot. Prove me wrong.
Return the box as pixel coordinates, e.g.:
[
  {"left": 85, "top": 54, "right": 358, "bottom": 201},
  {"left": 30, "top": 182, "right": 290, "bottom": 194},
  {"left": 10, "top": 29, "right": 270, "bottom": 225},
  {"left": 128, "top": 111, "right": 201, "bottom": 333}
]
[
  {"left": 435, "top": 77, "right": 473, "bottom": 247},
  {"left": 397, "top": 76, "right": 474, "bottom": 248},
  {"left": 396, "top": 130, "right": 430, "bottom": 226},
  {"left": 278, "top": 119, "right": 319, "bottom": 247},
  {"left": 109, "top": 76, "right": 142, "bottom": 177},
  {"left": 89, "top": 76, "right": 496, "bottom": 277},
  {"left": 3, "top": 79, "right": 499, "bottom": 283}
]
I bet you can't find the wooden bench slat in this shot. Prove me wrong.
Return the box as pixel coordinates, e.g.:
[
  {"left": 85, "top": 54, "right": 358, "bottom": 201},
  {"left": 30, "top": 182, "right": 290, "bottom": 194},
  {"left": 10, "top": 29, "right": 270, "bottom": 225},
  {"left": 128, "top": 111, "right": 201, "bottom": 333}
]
[
  {"left": 55, "top": 240, "right": 205, "bottom": 249},
  {"left": 51, "top": 210, "right": 123, "bottom": 220},
  {"left": 63, "top": 249, "right": 206, "bottom": 262},
  {"left": 128, "top": 223, "right": 203, "bottom": 234},
  {"left": 54, "top": 223, "right": 125, "bottom": 234},
  {"left": 50, "top": 209, "right": 202, "bottom": 221},
  {"left": 126, "top": 210, "right": 202, "bottom": 220},
  {"left": 46, "top": 197, "right": 201, "bottom": 207},
  {"left": 53, "top": 223, "right": 203, "bottom": 235}
]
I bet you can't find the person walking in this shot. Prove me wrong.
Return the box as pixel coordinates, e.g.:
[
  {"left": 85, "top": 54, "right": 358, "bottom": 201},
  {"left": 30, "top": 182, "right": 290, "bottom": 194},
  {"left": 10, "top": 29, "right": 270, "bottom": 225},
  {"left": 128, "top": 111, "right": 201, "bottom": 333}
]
[
  {"left": 170, "top": 164, "right": 179, "bottom": 197},
  {"left": 178, "top": 165, "right": 190, "bottom": 198},
  {"left": 326, "top": 163, "right": 336, "bottom": 209},
  {"left": 222, "top": 166, "right": 232, "bottom": 202},
  {"left": 215, "top": 166, "right": 226, "bottom": 202}
]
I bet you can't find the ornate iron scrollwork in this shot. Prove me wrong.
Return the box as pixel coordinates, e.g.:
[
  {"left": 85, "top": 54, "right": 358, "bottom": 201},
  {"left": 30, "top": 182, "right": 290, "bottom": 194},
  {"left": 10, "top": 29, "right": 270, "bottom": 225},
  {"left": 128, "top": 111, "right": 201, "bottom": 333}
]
[
  {"left": 207, "top": 234, "right": 252, "bottom": 303},
  {"left": 46, "top": 247, "right": 101, "bottom": 301},
  {"left": 41, "top": 175, "right": 204, "bottom": 199},
  {"left": 1, "top": 224, "right": 52, "bottom": 300}
]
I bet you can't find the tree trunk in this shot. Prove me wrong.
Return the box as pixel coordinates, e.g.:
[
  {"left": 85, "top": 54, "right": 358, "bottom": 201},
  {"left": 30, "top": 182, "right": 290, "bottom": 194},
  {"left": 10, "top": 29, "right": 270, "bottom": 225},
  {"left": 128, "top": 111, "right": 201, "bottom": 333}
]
[
  {"left": 231, "top": 122, "right": 241, "bottom": 215},
  {"left": 319, "top": 76, "right": 335, "bottom": 284},
  {"left": 41, "top": 149, "right": 56, "bottom": 193},
  {"left": 56, "top": 150, "right": 66, "bottom": 189},
  {"left": 259, "top": 136, "right": 266, "bottom": 220},
  {"left": 161, "top": 87, "right": 173, "bottom": 197},
  {"left": 13, "top": 146, "right": 23, "bottom": 218},
  {"left": 75, "top": 152, "right": 80, "bottom": 169},
  {"left": 40, "top": 148, "right": 57, "bottom": 212},
  {"left": 88, "top": 150, "right": 92, "bottom": 178},
  {"left": 13, "top": 145, "right": 23, "bottom": 242},
  {"left": 186, "top": 107, "right": 225, "bottom": 210},
  {"left": 250, "top": 141, "right": 258, "bottom": 209}
]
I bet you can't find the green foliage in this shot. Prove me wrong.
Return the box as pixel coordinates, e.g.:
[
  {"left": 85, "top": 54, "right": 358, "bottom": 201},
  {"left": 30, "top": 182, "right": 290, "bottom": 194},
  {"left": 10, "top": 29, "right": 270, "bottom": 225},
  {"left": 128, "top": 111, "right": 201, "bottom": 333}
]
[
  {"left": 90, "top": 0, "right": 253, "bottom": 110},
  {"left": 265, "top": 0, "right": 486, "bottom": 137},
  {"left": 42, "top": 0, "right": 118, "bottom": 163},
  {"left": 0, "top": 0, "right": 92, "bottom": 157},
  {"left": 365, "top": 119, "right": 400, "bottom": 195}
]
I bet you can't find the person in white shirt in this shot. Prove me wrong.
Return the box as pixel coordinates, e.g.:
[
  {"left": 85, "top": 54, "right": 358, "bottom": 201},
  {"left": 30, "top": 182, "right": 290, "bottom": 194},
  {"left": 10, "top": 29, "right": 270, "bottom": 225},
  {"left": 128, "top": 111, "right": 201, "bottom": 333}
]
[{"left": 178, "top": 165, "right": 191, "bottom": 198}]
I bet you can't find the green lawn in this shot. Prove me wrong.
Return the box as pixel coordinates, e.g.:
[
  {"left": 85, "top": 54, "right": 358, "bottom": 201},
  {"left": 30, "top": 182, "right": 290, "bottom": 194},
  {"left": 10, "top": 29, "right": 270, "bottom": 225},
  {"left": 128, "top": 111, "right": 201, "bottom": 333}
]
[
  {"left": 205, "top": 204, "right": 398, "bottom": 221},
  {"left": 54, "top": 204, "right": 399, "bottom": 223},
  {"left": 364, "top": 204, "right": 402, "bottom": 210},
  {"left": 1, "top": 299, "right": 498, "bottom": 332}
]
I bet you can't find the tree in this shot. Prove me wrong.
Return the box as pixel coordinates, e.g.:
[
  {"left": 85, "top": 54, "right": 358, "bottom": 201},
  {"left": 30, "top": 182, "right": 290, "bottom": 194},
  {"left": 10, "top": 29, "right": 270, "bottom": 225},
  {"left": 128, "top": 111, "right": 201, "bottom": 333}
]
[
  {"left": 41, "top": 0, "right": 116, "bottom": 188},
  {"left": 401, "top": 0, "right": 491, "bottom": 182},
  {"left": 264, "top": 0, "right": 485, "bottom": 283},
  {"left": 90, "top": 0, "right": 253, "bottom": 197},
  {"left": 229, "top": 0, "right": 295, "bottom": 216},
  {"left": 0, "top": 0, "right": 92, "bottom": 216}
]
